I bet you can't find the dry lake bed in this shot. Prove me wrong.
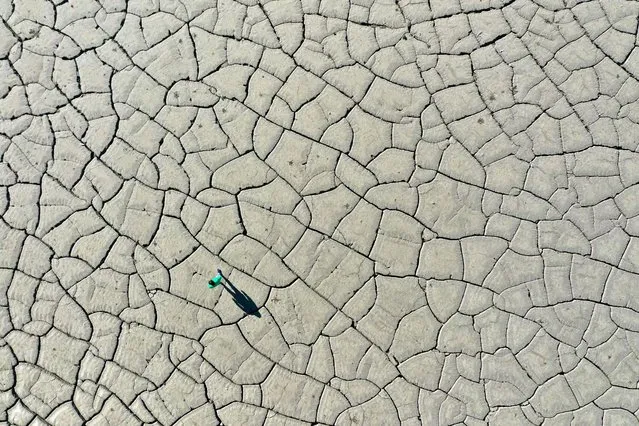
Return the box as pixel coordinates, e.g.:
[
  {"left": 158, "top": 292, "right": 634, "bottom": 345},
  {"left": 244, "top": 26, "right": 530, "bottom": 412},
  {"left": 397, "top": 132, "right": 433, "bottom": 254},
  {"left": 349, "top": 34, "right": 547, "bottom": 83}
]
[{"left": 1, "top": 0, "right": 639, "bottom": 424}]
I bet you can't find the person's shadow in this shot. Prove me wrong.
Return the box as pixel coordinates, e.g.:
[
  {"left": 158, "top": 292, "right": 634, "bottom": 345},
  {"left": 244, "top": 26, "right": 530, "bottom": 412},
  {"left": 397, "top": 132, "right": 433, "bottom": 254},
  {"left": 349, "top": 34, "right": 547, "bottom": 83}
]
[{"left": 218, "top": 270, "right": 261, "bottom": 318}]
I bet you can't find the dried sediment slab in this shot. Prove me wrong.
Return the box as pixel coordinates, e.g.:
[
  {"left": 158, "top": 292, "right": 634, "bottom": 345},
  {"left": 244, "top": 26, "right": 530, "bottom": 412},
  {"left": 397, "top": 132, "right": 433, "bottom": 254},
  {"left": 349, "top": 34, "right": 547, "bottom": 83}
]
[{"left": 2, "top": 0, "right": 639, "bottom": 424}]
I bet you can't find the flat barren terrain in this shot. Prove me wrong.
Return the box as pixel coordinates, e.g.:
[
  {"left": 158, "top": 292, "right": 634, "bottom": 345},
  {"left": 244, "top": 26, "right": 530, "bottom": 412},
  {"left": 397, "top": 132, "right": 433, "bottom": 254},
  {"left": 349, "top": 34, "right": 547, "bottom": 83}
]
[{"left": 1, "top": 0, "right": 639, "bottom": 424}]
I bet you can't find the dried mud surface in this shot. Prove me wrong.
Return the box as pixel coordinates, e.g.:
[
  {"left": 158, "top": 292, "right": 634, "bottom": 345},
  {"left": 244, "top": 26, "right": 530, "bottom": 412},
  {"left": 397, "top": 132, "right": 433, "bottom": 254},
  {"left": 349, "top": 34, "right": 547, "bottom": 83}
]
[{"left": 2, "top": 0, "right": 639, "bottom": 424}]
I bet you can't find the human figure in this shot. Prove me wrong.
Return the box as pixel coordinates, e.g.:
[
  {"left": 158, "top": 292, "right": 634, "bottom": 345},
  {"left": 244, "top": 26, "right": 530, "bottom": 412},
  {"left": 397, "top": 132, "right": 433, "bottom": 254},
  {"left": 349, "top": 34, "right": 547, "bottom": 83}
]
[{"left": 208, "top": 269, "right": 223, "bottom": 288}]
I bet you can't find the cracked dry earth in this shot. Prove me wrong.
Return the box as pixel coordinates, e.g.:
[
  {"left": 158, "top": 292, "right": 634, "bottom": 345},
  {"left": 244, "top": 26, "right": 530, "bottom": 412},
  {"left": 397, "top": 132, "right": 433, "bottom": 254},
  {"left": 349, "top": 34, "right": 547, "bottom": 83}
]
[{"left": 4, "top": 0, "right": 639, "bottom": 425}]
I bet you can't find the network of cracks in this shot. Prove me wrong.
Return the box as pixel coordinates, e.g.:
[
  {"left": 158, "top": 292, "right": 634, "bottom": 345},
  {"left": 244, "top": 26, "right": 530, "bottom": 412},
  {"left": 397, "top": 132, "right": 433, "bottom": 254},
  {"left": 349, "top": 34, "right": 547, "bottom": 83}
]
[{"left": 1, "top": 0, "right": 639, "bottom": 424}]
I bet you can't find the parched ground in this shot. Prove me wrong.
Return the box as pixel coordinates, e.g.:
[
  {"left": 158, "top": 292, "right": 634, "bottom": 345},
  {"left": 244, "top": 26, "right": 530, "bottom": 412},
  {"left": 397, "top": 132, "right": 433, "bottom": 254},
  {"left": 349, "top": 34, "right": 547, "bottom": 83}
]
[{"left": 1, "top": 0, "right": 639, "bottom": 424}]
